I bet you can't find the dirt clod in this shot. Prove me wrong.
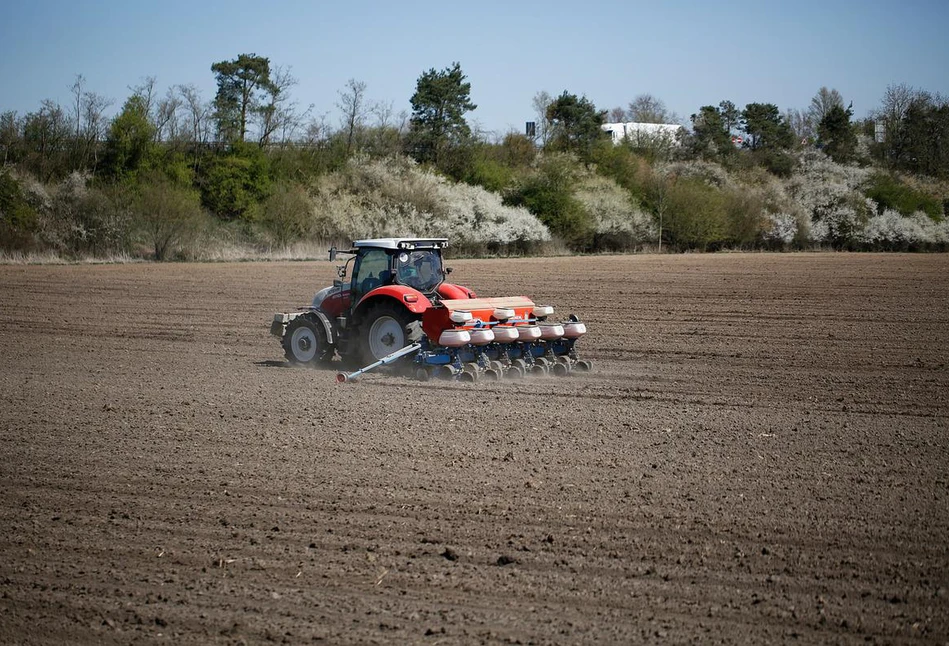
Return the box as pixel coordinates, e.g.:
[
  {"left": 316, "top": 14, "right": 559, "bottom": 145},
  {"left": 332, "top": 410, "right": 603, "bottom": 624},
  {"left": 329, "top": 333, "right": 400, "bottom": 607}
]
[{"left": 441, "top": 548, "right": 459, "bottom": 561}]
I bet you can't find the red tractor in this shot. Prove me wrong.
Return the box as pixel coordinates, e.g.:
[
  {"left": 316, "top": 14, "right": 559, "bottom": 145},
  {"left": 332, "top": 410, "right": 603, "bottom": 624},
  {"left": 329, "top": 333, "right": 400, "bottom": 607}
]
[
  {"left": 272, "top": 238, "right": 474, "bottom": 366},
  {"left": 271, "top": 237, "right": 590, "bottom": 381}
]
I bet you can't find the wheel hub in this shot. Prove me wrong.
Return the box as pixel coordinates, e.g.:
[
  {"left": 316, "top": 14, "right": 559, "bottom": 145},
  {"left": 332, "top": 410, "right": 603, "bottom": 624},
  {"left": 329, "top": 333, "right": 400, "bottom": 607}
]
[
  {"left": 368, "top": 316, "right": 405, "bottom": 360},
  {"left": 289, "top": 326, "right": 318, "bottom": 363}
]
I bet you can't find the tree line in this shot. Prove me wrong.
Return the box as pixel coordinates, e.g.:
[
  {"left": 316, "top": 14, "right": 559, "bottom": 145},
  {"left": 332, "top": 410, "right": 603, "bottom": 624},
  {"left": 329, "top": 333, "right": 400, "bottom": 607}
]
[{"left": 1, "top": 55, "right": 947, "bottom": 259}]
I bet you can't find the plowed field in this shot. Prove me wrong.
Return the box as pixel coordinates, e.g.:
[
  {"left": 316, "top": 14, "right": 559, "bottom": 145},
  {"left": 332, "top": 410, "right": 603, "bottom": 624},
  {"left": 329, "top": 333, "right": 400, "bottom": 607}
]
[{"left": 1, "top": 254, "right": 947, "bottom": 644}]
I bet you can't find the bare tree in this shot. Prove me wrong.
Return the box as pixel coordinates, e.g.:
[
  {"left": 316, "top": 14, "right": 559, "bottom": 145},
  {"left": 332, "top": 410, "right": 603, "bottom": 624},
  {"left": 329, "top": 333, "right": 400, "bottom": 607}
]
[
  {"left": 70, "top": 74, "right": 85, "bottom": 139},
  {"left": 257, "top": 65, "right": 302, "bottom": 145},
  {"left": 69, "top": 75, "right": 112, "bottom": 172},
  {"left": 155, "top": 86, "right": 183, "bottom": 143},
  {"left": 785, "top": 107, "right": 814, "bottom": 142},
  {"left": 395, "top": 108, "right": 409, "bottom": 134},
  {"left": 872, "top": 83, "right": 936, "bottom": 169},
  {"left": 372, "top": 99, "right": 395, "bottom": 129},
  {"left": 24, "top": 100, "right": 72, "bottom": 180},
  {"left": 807, "top": 86, "right": 844, "bottom": 124},
  {"left": 278, "top": 100, "right": 313, "bottom": 143},
  {"left": 0, "top": 111, "right": 18, "bottom": 164},
  {"left": 81, "top": 90, "right": 112, "bottom": 172},
  {"left": 337, "top": 78, "right": 368, "bottom": 156},
  {"left": 650, "top": 172, "right": 672, "bottom": 253},
  {"left": 70, "top": 74, "right": 88, "bottom": 167},
  {"left": 628, "top": 94, "right": 673, "bottom": 123},
  {"left": 178, "top": 85, "right": 208, "bottom": 144},
  {"left": 129, "top": 76, "right": 159, "bottom": 116},
  {"left": 878, "top": 82, "right": 918, "bottom": 123},
  {"left": 532, "top": 90, "right": 553, "bottom": 146},
  {"left": 127, "top": 77, "right": 185, "bottom": 144},
  {"left": 365, "top": 99, "right": 406, "bottom": 156},
  {"left": 178, "top": 84, "right": 210, "bottom": 168},
  {"left": 608, "top": 106, "right": 627, "bottom": 123},
  {"left": 302, "top": 112, "right": 332, "bottom": 149}
]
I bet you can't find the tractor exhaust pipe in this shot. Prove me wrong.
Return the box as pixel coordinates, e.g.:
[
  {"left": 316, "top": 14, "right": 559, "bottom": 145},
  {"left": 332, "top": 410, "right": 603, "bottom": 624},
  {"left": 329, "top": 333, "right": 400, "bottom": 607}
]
[{"left": 336, "top": 343, "right": 422, "bottom": 383}]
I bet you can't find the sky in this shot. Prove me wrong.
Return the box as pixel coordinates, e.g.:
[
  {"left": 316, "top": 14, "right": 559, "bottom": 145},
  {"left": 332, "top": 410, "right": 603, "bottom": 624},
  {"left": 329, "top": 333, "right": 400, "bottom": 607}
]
[{"left": 1, "top": 0, "right": 947, "bottom": 138}]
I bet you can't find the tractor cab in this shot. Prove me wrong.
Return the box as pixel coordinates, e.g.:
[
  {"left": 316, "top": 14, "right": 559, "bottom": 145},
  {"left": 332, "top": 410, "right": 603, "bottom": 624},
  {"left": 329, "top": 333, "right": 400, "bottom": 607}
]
[
  {"left": 344, "top": 238, "right": 448, "bottom": 301},
  {"left": 324, "top": 238, "right": 455, "bottom": 311}
]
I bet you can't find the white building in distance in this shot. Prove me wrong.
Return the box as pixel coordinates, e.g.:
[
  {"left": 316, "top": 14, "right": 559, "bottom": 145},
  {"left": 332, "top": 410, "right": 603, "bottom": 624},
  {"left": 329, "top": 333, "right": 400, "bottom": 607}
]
[{"left": 601, "top": 122, "right": 685, "bottom": 147}]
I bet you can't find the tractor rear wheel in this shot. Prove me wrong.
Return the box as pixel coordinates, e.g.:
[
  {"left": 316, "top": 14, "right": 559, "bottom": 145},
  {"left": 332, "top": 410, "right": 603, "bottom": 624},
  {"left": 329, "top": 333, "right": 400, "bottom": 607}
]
[
  {"left": 283, "top": 314, "right": 333, "bottom": 366},
  {"left": 358, "top": 302, "right": 422, "bottom": 365}
]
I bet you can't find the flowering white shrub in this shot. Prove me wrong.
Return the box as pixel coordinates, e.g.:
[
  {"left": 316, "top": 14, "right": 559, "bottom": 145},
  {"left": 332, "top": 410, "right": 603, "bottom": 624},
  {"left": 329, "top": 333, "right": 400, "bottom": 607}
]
[
  {"left": 810, "top": 205, "right": 865, "bottom": 245},
  {"left": 860, "top": 209, "right": 949, "bottom": 247},
  {"left": 763, "top": 212, "right": 798, "bottom": 245},
  {"left": 860, "top": 209, "right": 919, "bottom": 246},
  {"left": 784, "top": 150, "right": 873, "bottom": 245},
  {"left": 659, "top": 160, "right": 733, "bottom": 189},
  {"left": 362, "top": 203, "right": 433, "bottom": 239},
  {"left": 574, "top": 174, "right": 655, "bottom": 244},
  {"left": 310, "top": 156, "right": 550, "bottom": 248},
  {"left": 441, "top": 181, "right": 549, "bottom": 244},
  {"left": 37, "top": 171, "right": 90, "bottom": 250},
  {"left": 927, "top": 215, "right": 949, "bottom": 244},
  {"left": 854, "top": 134, "right": 874, "bottom": 165},
  {"left": 20, "top": 171, "right": 136, "bottom": 255},
  {"left": 794, "top": 149, "right": 871, "bottom": 189},
  {"left": 13, "top": 171, "right": 53, "bottom": 212}
]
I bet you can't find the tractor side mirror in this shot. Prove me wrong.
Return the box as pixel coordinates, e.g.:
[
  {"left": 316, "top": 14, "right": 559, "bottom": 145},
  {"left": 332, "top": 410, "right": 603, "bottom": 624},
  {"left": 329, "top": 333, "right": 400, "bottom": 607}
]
[
  {"left": 329, "top": 246, "right": 337, "bottom": 262},
  {"left": 445, "top": 266, "right": 453, "bottom": 275},
  {"left": 337, "top": 255, "right": 354, "bottom": 279}
]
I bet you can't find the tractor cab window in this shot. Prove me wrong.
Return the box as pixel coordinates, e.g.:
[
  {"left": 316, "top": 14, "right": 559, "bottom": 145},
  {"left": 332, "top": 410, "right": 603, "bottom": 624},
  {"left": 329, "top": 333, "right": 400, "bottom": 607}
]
[
  {"left": 396, "top": 249, "right": 443, "bottom": 293},
  {"left": 351, "top": 248, "right": 391, "bottom": 298}
]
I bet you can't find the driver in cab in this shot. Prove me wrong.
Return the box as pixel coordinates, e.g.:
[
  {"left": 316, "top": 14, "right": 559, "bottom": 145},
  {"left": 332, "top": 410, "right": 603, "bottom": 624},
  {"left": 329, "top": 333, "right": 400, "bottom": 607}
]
[{"left": 399, "top": 255, "right": 437, "bottom": 291}]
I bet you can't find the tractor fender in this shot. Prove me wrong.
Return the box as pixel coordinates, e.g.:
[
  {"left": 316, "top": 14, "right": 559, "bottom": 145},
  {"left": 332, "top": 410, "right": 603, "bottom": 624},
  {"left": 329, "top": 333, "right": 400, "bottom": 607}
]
[
  {"left": 304, "top": 308, "right": 336, "bottom": 344},
  {"left": 437, "top": 282, "right": 475, "bottom": 300},
  {"left": 353, "top": 286, "right": 431, "bottom": 321}
]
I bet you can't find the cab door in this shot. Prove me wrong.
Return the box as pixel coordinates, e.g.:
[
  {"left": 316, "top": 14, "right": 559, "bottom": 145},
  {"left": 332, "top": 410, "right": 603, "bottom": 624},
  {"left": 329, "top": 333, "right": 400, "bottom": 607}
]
[{"left": 349, "top": 248, "right": 391, "bottom": 307}]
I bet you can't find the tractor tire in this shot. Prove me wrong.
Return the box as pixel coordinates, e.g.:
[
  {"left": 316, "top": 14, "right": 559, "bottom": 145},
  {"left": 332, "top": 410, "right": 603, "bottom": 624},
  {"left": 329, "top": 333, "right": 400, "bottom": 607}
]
[
  {"left": 358, "top": 302, "right": 422, "bottom": 365},
  {"left": 283, "top": 314, "right": 333, "bottom": 367}
]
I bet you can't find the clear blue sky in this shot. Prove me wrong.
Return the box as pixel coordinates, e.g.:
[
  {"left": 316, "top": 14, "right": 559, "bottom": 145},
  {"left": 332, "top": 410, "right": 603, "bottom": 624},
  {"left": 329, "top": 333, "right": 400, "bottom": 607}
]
[{"left": 1, "top": 0, "right": 947, "bottom": 136}]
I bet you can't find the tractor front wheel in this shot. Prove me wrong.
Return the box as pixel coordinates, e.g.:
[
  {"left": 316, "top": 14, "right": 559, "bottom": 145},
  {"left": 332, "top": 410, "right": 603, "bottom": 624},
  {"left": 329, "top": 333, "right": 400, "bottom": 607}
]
[
  {"left": 358, "top": 302, "right": 422, "bottom": 365},
  {"left": 283, "top": 314, "right": 333, "bottom": 366}
]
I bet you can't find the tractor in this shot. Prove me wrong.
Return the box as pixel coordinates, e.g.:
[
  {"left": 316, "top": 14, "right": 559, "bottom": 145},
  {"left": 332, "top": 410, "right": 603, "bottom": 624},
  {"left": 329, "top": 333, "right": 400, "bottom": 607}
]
[{"left": 271, "top": 237, "right": 590, "bottom": 381}]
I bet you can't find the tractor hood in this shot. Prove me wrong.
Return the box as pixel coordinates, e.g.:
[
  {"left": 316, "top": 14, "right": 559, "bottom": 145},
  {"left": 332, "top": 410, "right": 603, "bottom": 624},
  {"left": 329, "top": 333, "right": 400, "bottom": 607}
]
[{"left": 312, "top": 284, "right": 343, "bottom": 310}]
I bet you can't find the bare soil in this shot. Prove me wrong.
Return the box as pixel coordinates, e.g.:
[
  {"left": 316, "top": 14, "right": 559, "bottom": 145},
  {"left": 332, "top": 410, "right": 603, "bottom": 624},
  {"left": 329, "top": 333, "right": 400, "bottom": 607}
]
[{"left": 1, "top": 253, "right": 947, "bottom": 645}]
